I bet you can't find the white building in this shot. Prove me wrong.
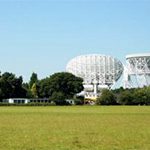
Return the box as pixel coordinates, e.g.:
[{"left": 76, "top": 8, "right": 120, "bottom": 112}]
[
  {"left": 3, "top": 98, "right": 50, "bottom": 104},
  {"left": 3, "top": 98, "right": 29, "bottom": 104}
]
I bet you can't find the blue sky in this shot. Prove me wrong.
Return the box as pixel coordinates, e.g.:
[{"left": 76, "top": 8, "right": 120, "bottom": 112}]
[{"left": 0, "top": 0, "right": 150, "bottom": 82}]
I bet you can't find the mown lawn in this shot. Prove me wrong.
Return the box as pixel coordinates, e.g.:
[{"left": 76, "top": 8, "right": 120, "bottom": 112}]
[{"left": 0, "top": 106, "right": 149, "bottom": 150}]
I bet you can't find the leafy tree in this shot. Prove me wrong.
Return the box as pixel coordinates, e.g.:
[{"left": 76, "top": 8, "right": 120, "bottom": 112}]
[
  {"left": 118, "top": 90, "right": 134, "bottom": 105},
  {"left": 133, "top": 87, "right": 150, "bottom": 105},
  {"left": 0, "top": 72, "right": 27, "bottom": 100},
  {"left": 97, "top": 89, "right": 116, "bottom": 105},
  {"left": 145, "top": 86, "right": 150, "bottom": 105},
  {"left": 29, "top": 72, "right": 38, "bottom": 88},
  {"left": 11, "top": 76, "right": 27, "bottom": 98},
  {"left": 49, "top": 72, "right": 83, "bottom": 98},
  {"left": 0, "top": 77, "right": 12, "bottom": 99},
  {"left": 38, "top": 72, "right": 83, "bottom": 99},
  {"left": 114, "top": 87, "right": 150, "bottom": 105},
  {"left": 50, "top": 92, "right": 65, "bottom": 101},
  {"left": 31, "top": 83, "right": 38, "bottom": 98},
  {"left": 22, "top": 82, "right": 33, "bottom": 98},
  {"left": 38, "top": 77, "right": 51, "bottom": 98},
  {"left": 50, "top": 92, "right": 68, "bottom": 105}
]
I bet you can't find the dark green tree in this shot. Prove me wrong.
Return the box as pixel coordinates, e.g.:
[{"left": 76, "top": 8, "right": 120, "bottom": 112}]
[
  {"left": 29, "top": 72, "right": 38, "bottom": 88},
  {"left": 22, "top": 82, "right": 33, "bottom": 98},
  {"left": 133, "top": 87, "right": 150, "bottom": 105},
  {"left": 97, "top": 89, "right": 117, "bottom": 105},
  {"left": 145, "top": 86, "right": 150, "bottom": 105},
  {"left": 38, "top": 72, "right": 83, "bottom": 99},
  {"left": 50, "top": 92, "right": 68, "bottom": 105},
  {"left": 118, "top": 90, "right": 134, "bottom": 105},
  {"left": 38, "top": 77, "right": 51, "bottom": 98},
  {"left": 0, "top": 72, "right": 27, "bottom": 100}
]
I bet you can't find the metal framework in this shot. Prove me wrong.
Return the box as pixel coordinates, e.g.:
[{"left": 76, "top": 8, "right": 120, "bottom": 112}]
[
  {"left": 66, "top": 54, "right": 123, "bottom": 99},
  {"left": 124, "top": 53, "right": 150, "bottom": 88}
]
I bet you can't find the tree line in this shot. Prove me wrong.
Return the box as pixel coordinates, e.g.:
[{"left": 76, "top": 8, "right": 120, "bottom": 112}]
[
  {"left": 0, "top": 71, "right": 150, "bottom": 105},
  {"left": 97, "top": 87, "right": 150, "bottom": 105},
  {"left": 0, "top": 71, "right": 83, "bottom": 104}
]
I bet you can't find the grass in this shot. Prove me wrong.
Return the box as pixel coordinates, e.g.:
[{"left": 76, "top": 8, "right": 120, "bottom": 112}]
[{"left": 0, "top": 106, "right": 150, "bottom": 150}]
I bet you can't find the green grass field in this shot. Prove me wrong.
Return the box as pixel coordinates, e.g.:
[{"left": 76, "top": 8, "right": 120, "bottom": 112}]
[{"left": 0, "top": 106, "right": 149, "bottom": 150}]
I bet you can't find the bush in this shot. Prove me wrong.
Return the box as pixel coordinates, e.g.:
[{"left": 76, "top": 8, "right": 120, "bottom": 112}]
[
  {"left": 54, "top": 100, "right": 70, "bottom": 106},
  {"left": 115, "top": 86, "right": 150, "bottom": 105},
  {"left": 118, "top": 90, "right": 134, "bottom": 105},
  {"left": 74, "top": 99, "right": 84, "bottom": 105},
  {"left": 133, "top": 87, "right": 150, "bottom": 105},
  {"left": 97, "top": 89, "right": 117, "bottom": 105}
]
